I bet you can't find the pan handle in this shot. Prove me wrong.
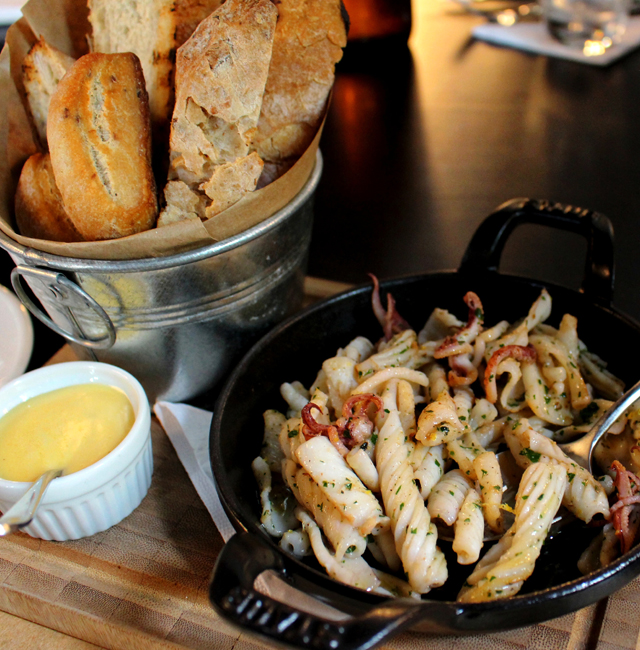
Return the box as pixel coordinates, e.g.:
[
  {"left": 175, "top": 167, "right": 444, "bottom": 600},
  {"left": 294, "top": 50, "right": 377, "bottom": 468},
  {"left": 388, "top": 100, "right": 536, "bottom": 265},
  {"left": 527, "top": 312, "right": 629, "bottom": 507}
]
[
  {"left": 458, "top": 198, "right": 615, "bottom": 307},
  {"left": 209, "top": 532, "right": 455, "bottom": 650}
]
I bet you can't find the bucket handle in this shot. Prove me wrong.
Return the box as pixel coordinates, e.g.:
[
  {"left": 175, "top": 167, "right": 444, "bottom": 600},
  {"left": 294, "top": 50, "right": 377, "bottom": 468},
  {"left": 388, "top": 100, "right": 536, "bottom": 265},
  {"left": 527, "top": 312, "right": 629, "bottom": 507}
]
[{"left": 11, "top": 266, "right": 116, "bottom": 350}]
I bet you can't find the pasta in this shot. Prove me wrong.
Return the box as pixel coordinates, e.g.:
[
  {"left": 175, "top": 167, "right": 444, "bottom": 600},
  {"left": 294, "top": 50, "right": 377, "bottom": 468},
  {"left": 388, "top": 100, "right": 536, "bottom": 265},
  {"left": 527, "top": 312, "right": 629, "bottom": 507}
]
[
  {"left": 452, "top": 488, "right": 484, "bottom": 565},
  {"left": 295, "top": 435, "right": 389, "bottom": 536},
  {"left": 459, "top": 461, "right": 567, "bottom": 602},
  {"left": 252, "top": 456, "right": 297, "bottom": 537},
  {"left": 504, "top": 419, "right": 610, "bottom": 523},
  {"left": 280, "top": 528, "right": 311, "bottom": 557},
  {"left": 280, "top": 382, "right": 309, "bottom": 417},
  {"left": 415, "top": 391, "right": 464, "bottom": 446},
  {"left": 427, "top": 469, "right": 474, "bottom": 526},
  {"left": 252, "top": 283, "right": 635, "bottom": 603},
  {"left": 293, "top": 467, "right": 368, "bottom": 560},
  {"left": 473, "top": 451, "right": 504, "bottom": 534},
  {"left": 296, "top": 509, "right": 381, "bottom": 592},
  {"left": 412, "top": 443, "right": 445, "bottom": 498},
  {"left": 377, "top": 393, "right": 447, "bottom": 592}
]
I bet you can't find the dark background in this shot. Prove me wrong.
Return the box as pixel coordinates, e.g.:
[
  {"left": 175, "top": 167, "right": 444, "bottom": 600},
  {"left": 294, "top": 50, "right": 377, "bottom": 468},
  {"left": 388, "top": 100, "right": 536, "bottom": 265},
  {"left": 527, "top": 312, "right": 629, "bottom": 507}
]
[{"left": 309, "top": 0, "right": 640, "bottom": 317}]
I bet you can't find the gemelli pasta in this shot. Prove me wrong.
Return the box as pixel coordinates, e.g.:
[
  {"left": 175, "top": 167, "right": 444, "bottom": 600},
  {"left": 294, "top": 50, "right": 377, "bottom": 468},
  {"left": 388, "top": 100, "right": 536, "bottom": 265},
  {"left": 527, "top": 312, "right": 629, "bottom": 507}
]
[{"left": 252, "top": 281, "right": 638, "bottom": 601}]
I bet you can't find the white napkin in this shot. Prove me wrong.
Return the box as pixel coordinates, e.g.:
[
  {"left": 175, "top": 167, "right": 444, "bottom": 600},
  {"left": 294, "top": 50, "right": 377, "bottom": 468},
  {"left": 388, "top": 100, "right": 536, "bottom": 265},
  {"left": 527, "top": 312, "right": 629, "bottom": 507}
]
[
  {"left": 473, "top": 16, "right": 640, "bottom": 65},
  {"left": 153, "top": 401, "right": 348, "bottom": 621}
]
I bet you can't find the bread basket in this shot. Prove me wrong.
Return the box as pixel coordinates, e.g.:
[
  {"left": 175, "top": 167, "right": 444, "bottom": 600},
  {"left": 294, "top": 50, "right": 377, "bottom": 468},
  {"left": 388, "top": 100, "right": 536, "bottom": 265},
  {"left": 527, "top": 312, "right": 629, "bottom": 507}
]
[{"left": 0, "top": 152, "right": 322, "bottom": 402}]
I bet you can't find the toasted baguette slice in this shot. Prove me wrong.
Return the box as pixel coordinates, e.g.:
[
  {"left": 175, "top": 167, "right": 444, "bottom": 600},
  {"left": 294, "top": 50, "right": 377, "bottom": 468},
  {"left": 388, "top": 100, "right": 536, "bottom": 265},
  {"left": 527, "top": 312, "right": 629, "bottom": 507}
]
[
  {"left": 88, "top": 0, "right": 223, "bottom": 133},
  {"left": 251, "top": 0, "right": 347, "bottom": 166},
  {"left": 15, "top": 153, "right": 83, "bottom": 242},
  {"left": 22, "top": 38, "right": 75, "bottom": 148},
  {"left": 168, "top": 0, "right": 277, "bottom": 185},
  {"left": 47, "top": 53, "right": 158, "bottom": 241}
]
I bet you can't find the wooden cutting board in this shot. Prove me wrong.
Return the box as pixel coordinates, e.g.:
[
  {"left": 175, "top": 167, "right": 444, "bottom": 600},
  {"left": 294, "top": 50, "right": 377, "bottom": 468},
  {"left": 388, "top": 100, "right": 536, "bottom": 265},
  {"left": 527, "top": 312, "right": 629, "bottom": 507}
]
[{"left": 0, "top": 277, "right": 638, "bottom": 650}]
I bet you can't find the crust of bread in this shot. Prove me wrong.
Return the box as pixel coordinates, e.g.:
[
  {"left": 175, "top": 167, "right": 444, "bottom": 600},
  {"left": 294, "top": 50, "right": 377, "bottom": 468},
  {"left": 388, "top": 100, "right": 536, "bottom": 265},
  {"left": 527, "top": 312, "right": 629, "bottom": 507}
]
[
  {"left": 173, "top": 0, "right": 226, "bottom": 47},
  {"left": 15, "top": 153, "right": 83, "bottom": 242},
  {"left": 157, "top": 180, "right": 206, "bottom": 226},
  {"left": 251, "top": 0, "right": 347, "bottom": 164},
  {"left": 202, "top": 152, "right": 264, "bottom": 218},
  {"left": 22, "top": 38, "right": 75, "bottom": 148},
  {"left": 168, "top": 0, "right": 277, "bottom": 185},
  {"left": 47, "top": 52, "right": 158, "bottom": 241}
]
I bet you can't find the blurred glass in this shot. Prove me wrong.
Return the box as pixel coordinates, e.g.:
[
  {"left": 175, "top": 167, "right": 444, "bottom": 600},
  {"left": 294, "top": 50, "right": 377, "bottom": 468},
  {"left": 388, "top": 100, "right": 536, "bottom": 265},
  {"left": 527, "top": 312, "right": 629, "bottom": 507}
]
[
  {"left": 541, "top": 0, "right": 629, "bottom": 53},
  {"left": 342, "top": 0, "right": 412, "bottom": 41}
]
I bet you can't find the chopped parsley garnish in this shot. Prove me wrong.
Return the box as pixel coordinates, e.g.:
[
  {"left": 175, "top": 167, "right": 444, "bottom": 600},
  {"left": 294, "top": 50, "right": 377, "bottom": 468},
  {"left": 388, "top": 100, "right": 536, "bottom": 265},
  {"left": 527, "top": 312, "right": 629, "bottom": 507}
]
[{"left": 520, "top": 447, "right": 541, "bottom": 463}]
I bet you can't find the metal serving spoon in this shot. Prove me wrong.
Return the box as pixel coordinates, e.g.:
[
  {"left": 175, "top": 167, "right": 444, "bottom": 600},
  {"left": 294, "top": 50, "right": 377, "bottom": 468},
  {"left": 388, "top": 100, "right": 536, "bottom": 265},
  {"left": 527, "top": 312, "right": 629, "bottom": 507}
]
[
  {"left": 439, "top": 379, "right": 640, "bottom": 543},
  {"left": 558, "top": 377, "right": 640, "bottom": 472},
  {"left": 0, "top": 468, "right": 62, "bottom": 536}
]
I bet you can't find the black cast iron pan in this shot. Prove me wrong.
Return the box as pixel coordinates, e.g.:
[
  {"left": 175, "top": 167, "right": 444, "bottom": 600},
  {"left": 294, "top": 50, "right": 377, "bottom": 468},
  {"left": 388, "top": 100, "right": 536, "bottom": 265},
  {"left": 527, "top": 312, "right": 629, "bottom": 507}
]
[{"left": 208, "top": 198, "right": 640, "bottom": 649}]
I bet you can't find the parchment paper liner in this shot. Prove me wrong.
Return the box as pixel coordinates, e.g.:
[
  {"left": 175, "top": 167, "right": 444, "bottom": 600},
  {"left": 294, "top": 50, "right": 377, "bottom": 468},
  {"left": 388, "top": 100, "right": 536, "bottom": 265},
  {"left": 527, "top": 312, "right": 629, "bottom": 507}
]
[{"left": 0, "top": 0, "right": 323, "bottom": 261}]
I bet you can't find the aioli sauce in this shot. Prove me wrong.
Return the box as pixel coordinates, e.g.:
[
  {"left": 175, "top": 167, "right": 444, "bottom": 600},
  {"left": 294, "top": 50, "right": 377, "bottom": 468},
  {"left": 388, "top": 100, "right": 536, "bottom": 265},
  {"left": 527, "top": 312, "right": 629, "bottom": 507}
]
[{"left": 0, "top": 383, "right": 135, "bottom": 482}]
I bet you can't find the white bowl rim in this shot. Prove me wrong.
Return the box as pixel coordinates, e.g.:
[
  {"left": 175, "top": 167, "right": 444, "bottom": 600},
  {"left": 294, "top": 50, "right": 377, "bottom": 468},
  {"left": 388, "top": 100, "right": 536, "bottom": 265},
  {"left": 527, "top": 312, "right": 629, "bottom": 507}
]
[{"left": 0, "top": 361, "right": 151, "bottom": 501}]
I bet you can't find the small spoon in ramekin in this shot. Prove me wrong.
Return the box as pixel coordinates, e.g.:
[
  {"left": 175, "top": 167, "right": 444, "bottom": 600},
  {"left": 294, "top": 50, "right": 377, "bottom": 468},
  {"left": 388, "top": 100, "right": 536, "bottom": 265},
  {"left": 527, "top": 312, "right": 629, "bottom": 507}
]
[{"left": 0, "top": 468, "right": 63, "bottom": 536}]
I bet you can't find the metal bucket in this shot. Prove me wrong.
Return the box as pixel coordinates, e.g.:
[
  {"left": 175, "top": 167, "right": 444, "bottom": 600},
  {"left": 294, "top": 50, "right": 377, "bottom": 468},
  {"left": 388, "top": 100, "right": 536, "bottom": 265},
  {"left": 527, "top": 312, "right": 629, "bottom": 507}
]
[{"left": 0, "top": 152, "right": 323, "bottom": 403}]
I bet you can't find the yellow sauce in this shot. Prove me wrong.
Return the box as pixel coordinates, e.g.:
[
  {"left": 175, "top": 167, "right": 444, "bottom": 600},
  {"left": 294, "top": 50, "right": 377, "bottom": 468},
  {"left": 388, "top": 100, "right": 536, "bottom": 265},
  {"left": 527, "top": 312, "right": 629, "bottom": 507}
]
[{"left": 0, "top": 383, "right": 135, "bottom": 482}]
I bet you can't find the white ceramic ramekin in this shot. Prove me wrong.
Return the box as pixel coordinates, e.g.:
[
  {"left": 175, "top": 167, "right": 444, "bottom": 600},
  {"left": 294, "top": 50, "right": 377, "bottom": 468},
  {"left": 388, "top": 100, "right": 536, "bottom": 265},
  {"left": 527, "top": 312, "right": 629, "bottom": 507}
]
[{"left": 0, "top": 361, "right": 152, "bottom": 540}]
